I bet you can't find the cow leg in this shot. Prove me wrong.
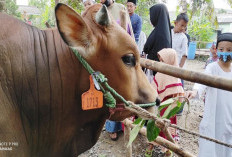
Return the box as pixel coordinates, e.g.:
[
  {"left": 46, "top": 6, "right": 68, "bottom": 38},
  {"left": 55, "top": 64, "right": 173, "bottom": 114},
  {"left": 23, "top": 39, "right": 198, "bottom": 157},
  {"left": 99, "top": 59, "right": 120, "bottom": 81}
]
[{"left": 0, "top": 85, "right": 30, "bottom": 157}]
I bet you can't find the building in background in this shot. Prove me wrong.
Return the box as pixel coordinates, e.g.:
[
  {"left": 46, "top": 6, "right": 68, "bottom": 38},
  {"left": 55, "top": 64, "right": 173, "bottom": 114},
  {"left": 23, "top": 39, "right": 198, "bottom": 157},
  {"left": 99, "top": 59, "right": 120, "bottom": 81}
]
[{"left": 17, "top": 5, "right": 40, "bottom": 25}]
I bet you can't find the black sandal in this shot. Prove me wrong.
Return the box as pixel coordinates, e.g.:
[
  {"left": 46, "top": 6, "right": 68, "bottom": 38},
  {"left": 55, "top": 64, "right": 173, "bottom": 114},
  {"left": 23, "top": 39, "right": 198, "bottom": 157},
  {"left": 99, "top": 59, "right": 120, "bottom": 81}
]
[{"left": 109, "top": 132, "right": 118, "bottom": 141}]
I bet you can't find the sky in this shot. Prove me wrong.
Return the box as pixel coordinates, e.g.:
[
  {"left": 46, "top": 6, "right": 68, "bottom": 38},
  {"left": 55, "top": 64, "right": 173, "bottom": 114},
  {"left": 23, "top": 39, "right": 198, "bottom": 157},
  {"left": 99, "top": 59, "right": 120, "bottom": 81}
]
[
  {"left": 166, "top": 0, "right": 232, "bottom": 11},
  {"left": 16, "top": 0, "right": 28, "bottom": 5},
  {"left": 16, "top": 0, "right": 232, "bottom": 11}
]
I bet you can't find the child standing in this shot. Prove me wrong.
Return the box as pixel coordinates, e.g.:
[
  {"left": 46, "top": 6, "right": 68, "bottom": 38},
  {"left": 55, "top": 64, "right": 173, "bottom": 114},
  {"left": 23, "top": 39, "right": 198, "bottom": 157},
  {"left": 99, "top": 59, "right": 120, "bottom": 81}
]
[
  {"left": 186, "top": 33, "right": 232, "bottom": 157},
  {"left": 172, "top": 13, "right": 188, "bottom": 68},
  {"left": 145, "top": 48, "right": 184, "bottom": 157},
  {"left": 171, "top": 13, "right": 188, "bottom": 115},
  {"left": 204, "top": 42, "right": 219, "bottom": 68}
]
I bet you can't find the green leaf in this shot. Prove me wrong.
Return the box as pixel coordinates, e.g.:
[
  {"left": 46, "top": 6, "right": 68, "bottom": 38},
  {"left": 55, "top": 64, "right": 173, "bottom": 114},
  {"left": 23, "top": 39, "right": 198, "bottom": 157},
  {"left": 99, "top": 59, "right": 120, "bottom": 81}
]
[
  {"left": 166, "top": 106, "right": 179, "bottom": 119},
  {"left": 161, "top": 105, "right": 173, "bottom": 118},
  {"left": 133, "top": 117, "right": 142, "bottom": 125},
  {"left": 158, "top": 98, "right": 175, "bottom": 111},
  {"left": 176, "top": 100, "right": 182, "bottom": 107},
  {"left": 127, "top": 120, "right": 145, "bottom": 147},
  {"left": 166, "top": 101, "right": 186, "bottom": 119},
  {"left": 146, "top": 120, "right": 160, "bottom": 142},
  {"left": 177, "top": 101, "right": 186, "bottom": 113}
]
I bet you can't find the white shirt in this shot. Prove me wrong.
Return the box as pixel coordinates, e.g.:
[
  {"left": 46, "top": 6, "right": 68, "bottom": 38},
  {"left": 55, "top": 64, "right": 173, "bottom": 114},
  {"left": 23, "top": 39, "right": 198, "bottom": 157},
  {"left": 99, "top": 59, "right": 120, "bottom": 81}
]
[
  {"left": 137, "top": 31, "right": 146, "bottom": 55},
  {"left": 193, "top": 62, "right": 232, "bottom": 157},
  {"left": 171, "top": 29, "right": 188, "bottom": 64}
]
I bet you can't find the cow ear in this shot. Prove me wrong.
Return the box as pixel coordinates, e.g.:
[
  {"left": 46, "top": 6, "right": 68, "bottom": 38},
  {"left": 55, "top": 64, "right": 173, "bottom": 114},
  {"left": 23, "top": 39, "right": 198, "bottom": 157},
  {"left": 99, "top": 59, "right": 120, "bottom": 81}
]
[{"left": 55, "top": 3, "right": 91, "bottom": 48}]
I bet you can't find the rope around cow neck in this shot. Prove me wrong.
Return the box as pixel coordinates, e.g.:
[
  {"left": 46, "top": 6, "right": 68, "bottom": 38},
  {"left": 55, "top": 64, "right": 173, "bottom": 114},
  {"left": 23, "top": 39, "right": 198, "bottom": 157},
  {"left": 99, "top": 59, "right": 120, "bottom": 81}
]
[{"left": 71, "top": 48, "right": 156, "bottom": 108}]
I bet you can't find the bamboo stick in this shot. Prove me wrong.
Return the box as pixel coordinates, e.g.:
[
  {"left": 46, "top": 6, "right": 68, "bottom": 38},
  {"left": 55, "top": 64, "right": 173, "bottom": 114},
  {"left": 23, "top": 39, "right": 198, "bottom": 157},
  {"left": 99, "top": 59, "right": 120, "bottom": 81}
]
[
  {"left": 140, "top": 58, "right": 232, "bottom": 91},
  {"left": 124, "top": 124, "right": 132, "bottom": 157}
]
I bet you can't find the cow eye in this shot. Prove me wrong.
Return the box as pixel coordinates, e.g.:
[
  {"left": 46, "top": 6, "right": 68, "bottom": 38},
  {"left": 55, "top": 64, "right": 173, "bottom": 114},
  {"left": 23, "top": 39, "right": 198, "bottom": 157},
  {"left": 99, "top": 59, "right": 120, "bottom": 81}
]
[{"left": 122, "top": 54, "right": 136, "bottom": 66}]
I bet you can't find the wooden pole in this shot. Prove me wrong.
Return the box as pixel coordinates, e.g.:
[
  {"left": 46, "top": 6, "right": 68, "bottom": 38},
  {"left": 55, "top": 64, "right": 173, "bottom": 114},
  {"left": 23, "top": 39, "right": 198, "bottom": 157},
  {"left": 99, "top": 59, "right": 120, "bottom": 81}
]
[
  {"left": 140, "top": 58, "right": 232, "bottom": 92},
  {"left": 124, "top": 124, "right": 132, "bottom": 157},
  {"left": 123, "top": 119, "right": 196, "bottom": 157}
]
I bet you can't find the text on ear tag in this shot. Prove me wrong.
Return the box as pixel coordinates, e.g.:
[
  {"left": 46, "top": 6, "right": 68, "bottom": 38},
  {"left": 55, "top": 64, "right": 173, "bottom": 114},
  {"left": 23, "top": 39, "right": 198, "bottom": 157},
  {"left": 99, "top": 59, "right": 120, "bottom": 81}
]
[{"left": 82, "top": 75, "right": 103, "bottom": 110}]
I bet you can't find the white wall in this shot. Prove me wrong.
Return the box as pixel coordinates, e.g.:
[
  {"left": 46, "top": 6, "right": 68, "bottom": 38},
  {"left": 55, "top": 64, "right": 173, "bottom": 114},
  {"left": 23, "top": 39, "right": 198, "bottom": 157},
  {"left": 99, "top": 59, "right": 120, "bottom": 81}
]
[{"left": 16, "top": 0, "right": 28, "bottom": 5}]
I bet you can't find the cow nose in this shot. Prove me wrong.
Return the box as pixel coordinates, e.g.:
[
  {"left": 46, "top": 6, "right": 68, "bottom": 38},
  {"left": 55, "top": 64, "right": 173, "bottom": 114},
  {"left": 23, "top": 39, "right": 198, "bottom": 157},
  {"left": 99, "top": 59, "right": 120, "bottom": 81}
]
[{"left": 155, "top": 98, "right": 160, "bottom": 106}]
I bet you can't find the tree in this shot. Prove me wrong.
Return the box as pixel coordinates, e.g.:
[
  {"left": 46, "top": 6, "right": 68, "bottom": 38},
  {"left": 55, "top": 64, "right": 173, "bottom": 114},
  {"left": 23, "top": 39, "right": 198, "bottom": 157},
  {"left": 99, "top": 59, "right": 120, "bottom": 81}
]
[
  {"left": 227, "top": 0, "right": 232, "bottom": 7},
  {"left": 0, "top": 0, "right": 5, "bottom": 12},
  {"left": 2, "top": 0, "right": 21, "bottom": 18},
  {"left": 29, "top": 0, "right": 47, "bottom": 9},
  {"left": 179, "top": 0, "right": 188, "bottom": 13},
  {"left": 188, "top": 17, "right": 214, "bottom": 42}
]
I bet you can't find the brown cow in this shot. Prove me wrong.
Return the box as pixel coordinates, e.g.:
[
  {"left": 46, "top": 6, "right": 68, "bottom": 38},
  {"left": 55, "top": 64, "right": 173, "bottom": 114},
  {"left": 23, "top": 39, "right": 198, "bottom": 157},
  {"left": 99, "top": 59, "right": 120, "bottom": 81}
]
[{"left": 0, "top": 3, "right": 158, "bottom": 157}]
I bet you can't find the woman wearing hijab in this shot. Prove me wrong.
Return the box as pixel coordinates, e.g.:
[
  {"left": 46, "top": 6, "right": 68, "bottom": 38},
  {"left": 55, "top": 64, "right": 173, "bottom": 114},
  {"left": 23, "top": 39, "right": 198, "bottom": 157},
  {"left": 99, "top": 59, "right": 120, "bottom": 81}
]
[
  {"left": 143, "top": 4, "right": 172, "bottom": 75},
  {"left": 145, "top": 49, "right": 184, "bottom": 157}
]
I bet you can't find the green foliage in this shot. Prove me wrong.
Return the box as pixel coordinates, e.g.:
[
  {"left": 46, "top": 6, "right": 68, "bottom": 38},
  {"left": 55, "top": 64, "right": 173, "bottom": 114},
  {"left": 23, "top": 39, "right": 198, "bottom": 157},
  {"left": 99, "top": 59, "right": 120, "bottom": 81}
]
[
  {"left": 158, "top": 98, "right": 175, "bottom": 112},
  {"left": 228, "top": 0, "right": 232, "bottom": 7},
  {"left": 165, "top": 101, "right": 185, "bottom": 119},
  {"left": 28, "top": 0, "right": 84, "bottom": 28},
  {"left": 29, "top": 0, "right": 47, "bottom": 9},
  {"left": 27, "top": 0, "right": 53, "bottom": 28},
  {"left": 127, "top": 119, "right": 146, "bottom": 147},
  {"left": 147, "top": 120, "right": 160, "bottom": 142},
  {"left": 188, "top": 19, "right": 214, "bottom": 42},
  {"left": 4, "top": 0, "right": 21, "bottom": 18},
  {"left": 66, "top": 0, "right": 84, "bottom": 14},
  {"left": 128, "top": 97, "right": 189, "bottom": 145},
  {"left": 133, "top": 117, "right": 143, "bottom": 124},
  {"left": 162, "top": 105, "right": 173, "bottom": 118}
]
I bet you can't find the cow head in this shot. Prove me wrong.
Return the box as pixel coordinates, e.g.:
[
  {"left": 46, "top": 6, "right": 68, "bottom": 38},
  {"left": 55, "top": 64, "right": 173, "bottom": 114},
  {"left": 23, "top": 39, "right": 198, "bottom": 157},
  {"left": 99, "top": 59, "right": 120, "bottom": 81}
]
[{"left": 55, "top": 3, "right": 158, "bottom": 121}]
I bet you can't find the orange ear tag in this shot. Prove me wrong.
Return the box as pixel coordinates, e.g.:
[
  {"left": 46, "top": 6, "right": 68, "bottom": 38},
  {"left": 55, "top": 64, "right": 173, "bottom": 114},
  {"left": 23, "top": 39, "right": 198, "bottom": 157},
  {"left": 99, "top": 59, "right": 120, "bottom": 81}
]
[{"left": 82, "top": 75, "right": 103, "bottom": 110}]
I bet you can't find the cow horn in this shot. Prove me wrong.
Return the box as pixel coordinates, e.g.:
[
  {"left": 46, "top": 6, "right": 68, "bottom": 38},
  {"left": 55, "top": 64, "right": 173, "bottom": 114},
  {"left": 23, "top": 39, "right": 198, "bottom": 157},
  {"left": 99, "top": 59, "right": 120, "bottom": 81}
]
[{"left": 95, "top": 5, "right": 111, "bottom": 26}]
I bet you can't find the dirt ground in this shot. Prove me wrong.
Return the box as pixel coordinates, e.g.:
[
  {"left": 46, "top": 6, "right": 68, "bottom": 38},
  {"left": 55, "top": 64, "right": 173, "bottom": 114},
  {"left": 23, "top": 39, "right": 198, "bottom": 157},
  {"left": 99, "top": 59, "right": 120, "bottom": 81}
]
[{"left": 79, "top": 59, "right": 206, "bottom": 157}]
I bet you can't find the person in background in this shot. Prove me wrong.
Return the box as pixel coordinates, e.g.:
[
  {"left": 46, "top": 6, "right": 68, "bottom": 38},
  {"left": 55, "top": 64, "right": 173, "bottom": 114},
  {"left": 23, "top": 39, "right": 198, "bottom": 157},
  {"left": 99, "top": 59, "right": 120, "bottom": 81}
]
[
  {"left": 126, "top": 0, "right": 142, "bottom": 43},
  {"left": 138, "top": 31, "right": 147, "bottom": 57},
  {"left": 83, "top": 0, "right": 95, "bottom": 10},
  {"left": 172, "top": 13, "right": 188, "bottom": 115},
  {"left": 143, "top": 4, "right": 172, "bottom": 76},
  {"left": 100, "top": 0, "right": 134, "bottom": 37},
  {"left": 204, "top": 42, "right": 219, "bottom": 68},
  {"left": 100, "top": 0, "right": 134, "bottom": 141},
  {"left": 171, "top": 13, "right": 188, "bottom": 69},
  {"left": 145, "top": 49, "right": 184, "bottom": 157},
  {"left": 185, "top": 33, "right": 232, "bottom": 157}
]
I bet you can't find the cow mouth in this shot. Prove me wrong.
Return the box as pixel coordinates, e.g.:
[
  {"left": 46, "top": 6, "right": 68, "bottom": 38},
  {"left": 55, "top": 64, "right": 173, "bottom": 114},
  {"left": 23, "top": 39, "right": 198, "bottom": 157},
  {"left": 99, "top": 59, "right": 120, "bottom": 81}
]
[
  {"left": 109, "top": 103, "right": 125, "bottom": 116},
  {"left": 108, "top": 98, "right": 160, "bottom": 121},
  {"left": 107, "top": 103, "right": 132, "bottom": 121}
]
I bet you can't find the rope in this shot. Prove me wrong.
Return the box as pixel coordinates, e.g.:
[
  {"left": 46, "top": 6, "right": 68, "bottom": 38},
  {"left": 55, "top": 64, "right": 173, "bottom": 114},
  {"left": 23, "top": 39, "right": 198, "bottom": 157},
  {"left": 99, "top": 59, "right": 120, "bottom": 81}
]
[
  {"left": 169, "top": 124, "right": 232, "bottom": 149},
  {"left": 103, "top": 91, "right": 116, "bottom": 108},
  {"left": 125, "top": 101, "right": 232, "bottom": 149},
  {"left": 71, "top": 48, "right": 157, "bottom": 108}
]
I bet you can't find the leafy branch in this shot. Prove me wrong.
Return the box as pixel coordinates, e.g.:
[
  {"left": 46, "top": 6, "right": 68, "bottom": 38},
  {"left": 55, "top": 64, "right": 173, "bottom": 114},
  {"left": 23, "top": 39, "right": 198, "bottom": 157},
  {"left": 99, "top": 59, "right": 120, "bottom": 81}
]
[{"left": 127, "top": 97, "right": 188, "bottom": 146}]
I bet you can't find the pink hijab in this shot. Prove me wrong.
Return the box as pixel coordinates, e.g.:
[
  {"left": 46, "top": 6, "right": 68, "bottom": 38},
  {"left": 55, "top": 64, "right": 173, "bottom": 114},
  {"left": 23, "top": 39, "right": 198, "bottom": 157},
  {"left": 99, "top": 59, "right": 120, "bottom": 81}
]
[{"left": 153, "top": 48, "right": 184, "bottom": 101}]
